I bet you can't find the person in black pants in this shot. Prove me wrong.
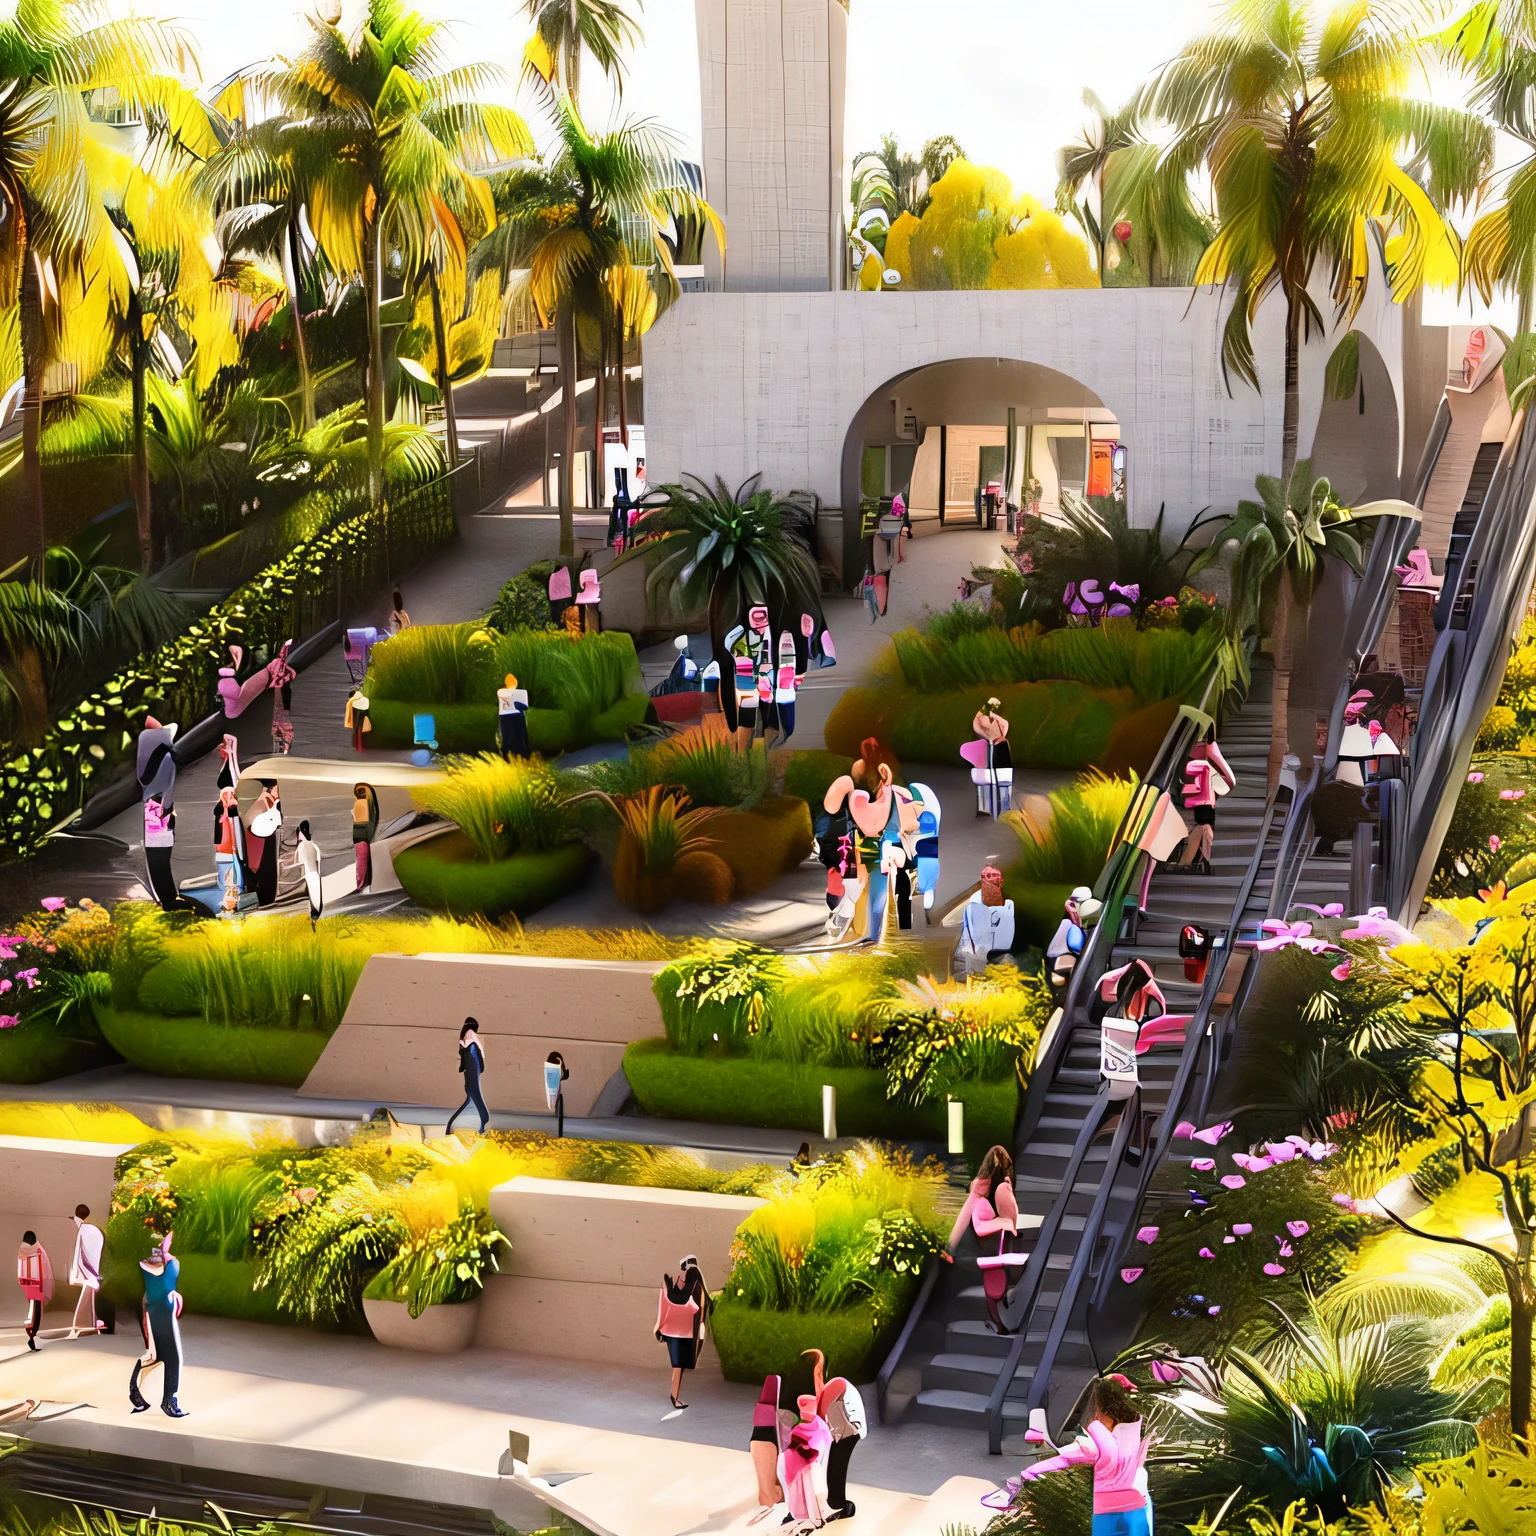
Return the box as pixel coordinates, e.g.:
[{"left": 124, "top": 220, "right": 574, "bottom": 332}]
[{"left": 446, "top": 1018, "right": 489, "bottom": 1135}]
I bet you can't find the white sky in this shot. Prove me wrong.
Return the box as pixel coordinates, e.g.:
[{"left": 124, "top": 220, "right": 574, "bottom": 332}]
[{"left": 166, "top": 0, "right": 1518, "bottom": 324}]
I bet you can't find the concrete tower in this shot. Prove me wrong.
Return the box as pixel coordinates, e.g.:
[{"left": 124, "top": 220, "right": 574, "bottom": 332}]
[{"left": 695, "top": 0, "right": 848, "bottom": 292}]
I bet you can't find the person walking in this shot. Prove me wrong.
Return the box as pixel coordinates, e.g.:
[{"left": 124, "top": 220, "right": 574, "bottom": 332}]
[
  {"left": 445, "top": 1019, "right": 489, "bottom": 1135},
  {"left": 749, "top": 1374, "right": 785, "bottom": 1519},
  {"left": 655, "top": 1255, "right": 712, "bottom": 1409},
  {"left": 129, "top": 1231, "right": 186, "bottom": 1417},
  {"left": 270, "top": 679, "right": 294, "bottom": 756},
  {"left": 345, "top": 688, "right": 371, "bottom": 752},
  {"left": 67, "top": 1205, "right": 105, "bottom": 1338},
  {"left": 497, "top": 674, "right": 530, "bottom": 759},
  {"left": 296, "top": 821, "right": 323, "bottom": 928},
  {"left": 245, "top": 782, "right": 282, "bottom": 908},
  {"left": 143, "top": 796, "right": 186, "bottom": 912},
  {"left": 950, "top": 1145, "right": 1022, "bottom": 1333},
  {"left": 388, "top": 590, "right": 412, "bottom": 634},
  {"left": 352, "top": 784, "right": 379, "bottom": 893},
  {"left": 213, "top": 787, "right": 246, "bottom": 909},
  {"left": 805, "top": 1348, "right": 866, "bottom": 1522},
  {"left": 16, "top": 1231, "right": 51, "bottom": 1350}
]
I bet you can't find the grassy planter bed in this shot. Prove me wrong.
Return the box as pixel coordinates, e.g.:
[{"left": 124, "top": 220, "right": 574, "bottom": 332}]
[
  {"left": 364, "top": 695, "right": 651, "bottom": 754},
  {"left": 393, "top": 830, "right": 593, "bottom": 918},
  {"left": 93, "top": 1002, "right": 328, "bottom": 1086},
  {"left": 102, "top": 1248, "right": 287, "bottom": 1327},
  {"left": 711, "top": 1294, "right": 907, "bottom": 1383},
  {"left": 623, "top": 1038, "right": 1018, "bottom": 1156},
  {"left": 0, "top": 1017, "right": 120, "bottom": 1083}
]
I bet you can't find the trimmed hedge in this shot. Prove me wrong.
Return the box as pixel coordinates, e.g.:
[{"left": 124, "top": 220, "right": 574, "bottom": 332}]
[
  {"left": 101, "top": 1248, "right": 286, "bottom": 1326},
  {"left": 712, "top": 1295, "right": 904, "bottom": 1384},
  {"left": 1008, "top": 879, "right": 1076, "bottom": 954},
  {"left": 93, "top": 1002, "right": 328, "bottom": 1086},
  {"left": 826, "top": 680, "right": 1135, "bottom": 769},
  {"left": 393, "top": 830, "right": 593, "bottom": 918},
  {"left": 707, "top": 795, "right": 815, "bottom": 897},
  {"left": 1, "top": 478, "right": 455, "bottom": 860},
  {"left": 623, "top": 1038, "right": 1017, "bottom": 1156},
  {"left": 363, "top": 694, "right": 651, "bottom": 754},
  {"left": 0, "top": 1016, "right": 120, "bottom": 1084}
]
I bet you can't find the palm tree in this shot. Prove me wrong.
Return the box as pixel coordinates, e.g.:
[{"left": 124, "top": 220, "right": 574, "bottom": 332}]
[
  {"left": 637, "top": 474, "right": 822, "bottom": 661},
  {"left": 0, "top": 579, "right": 77, "bottom": 744},
  {"left": 225, "top": 0, "right": 532, "bottom": 504},
  {"left": 477, "top": 94, "right": 721, "bottom": 556},
  {"left": 0, "top": 4, "right": 215, "bottom": 575},
  {"left": 1138, "top": 0, "right": 1493, "bottom": 479},
  {"left": 521, "top": 0, "right": 642, "bottom": 107},
  {"left": 1056, "top": 89, "right": 1208, "bottom": 283},
  {"left": 851, "top": 133, "right": 965, "bottom": 225}
]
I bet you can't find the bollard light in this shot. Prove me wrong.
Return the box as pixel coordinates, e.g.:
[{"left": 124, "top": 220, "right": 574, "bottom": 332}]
[
  {"left": 822, "top": 1084, "right": 837, "bottom": 1142},
  {"left": 947, "top": 1097, "right": 965, "bottom": 1156}
]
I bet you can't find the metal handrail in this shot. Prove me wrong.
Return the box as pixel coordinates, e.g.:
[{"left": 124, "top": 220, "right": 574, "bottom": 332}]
[
  {"left": 875, "top": 1245, "right": 947, "bottom": 1424},
  {"left": 984, "top": 1086, "right": 1112, "bottom": 1453},
  {"left": 1023, "top": 1101, "right": 1139, "bottom": 1443}
]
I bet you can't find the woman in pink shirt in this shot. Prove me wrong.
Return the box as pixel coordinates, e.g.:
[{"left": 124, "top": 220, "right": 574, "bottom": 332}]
[
  {"left": 655, "top": 1255, "right": 711, "bottom": 1409},
  {"left": 1179, "top": 736, "right": 1234, "bottom": 874},
  {"left": 985, "top": 1375, "right": 1151, "bottom": 1536},
  {"left": 16, "top": 1231, "right": 52, "bottom": 1351},
  {"left": 949, "top": 1145, "right": 1023, "bottom": 1333}
]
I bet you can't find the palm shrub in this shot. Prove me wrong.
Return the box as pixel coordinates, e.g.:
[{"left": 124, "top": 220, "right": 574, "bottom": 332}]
[
  {"left": 412, "top": 753, "right": 576, "bottom": 861},
  {"left": 610, "top": 787, "right": 731, "bottom": 913}
]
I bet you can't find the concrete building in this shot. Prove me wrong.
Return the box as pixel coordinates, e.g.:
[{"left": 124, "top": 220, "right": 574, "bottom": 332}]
[{"left": 695, "top": 0, "right": 847, "bottom": 292}]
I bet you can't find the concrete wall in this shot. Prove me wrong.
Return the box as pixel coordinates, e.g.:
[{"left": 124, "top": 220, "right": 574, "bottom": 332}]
[
  {"left": 0, "top": 1136, "right": 132, "bottom": 1309},
  {"left": 298, "top": 954, "right": 667, "bottom": 1116},
  {"left": 696, "top": 0, "right": 846, "bottom": 292},
  {"left": 478, "top": 1176, "right": 764, "bottom": 1369}
]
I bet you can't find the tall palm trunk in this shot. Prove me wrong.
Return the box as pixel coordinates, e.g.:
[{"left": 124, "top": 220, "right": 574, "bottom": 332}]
[
  {"left": 1511, "top": 1275, "right": 1534, "bottom": 1451},
  {"left": 1281, "top": 293, "right": 1301, "bottom": 483},
  {"left": 128, "top": 298, "right": 152, "bottom": 573},
  {"left": 363, "top": 215, "right": 386, "bottom": 506},
  {"left": 3, "top": 646, "right": 50, "bottom": 745},
  {"left": 428, "top": 267, "right": 459, "bottom": 473},
  {"left": 556, "top": 298, "right": 578, "bottom": 557},
  {"left": 593, "top": 312, "right": 607, "bottom": 514},
  {"left": 284, "top": 217, "right": 316, "bottom": 432},
  {"left": 19, "top": 242, "right": 46, "bottom": 580},
  {"left": 615, "top": 318, "right": 629, "bottom": 453}
]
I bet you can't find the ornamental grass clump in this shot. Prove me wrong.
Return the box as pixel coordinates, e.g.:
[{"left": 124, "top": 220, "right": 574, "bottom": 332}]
[
  {"left": 1006, "top": 769, "right": 1137, "bottom": 886},
  {"left": 577, "top": 717, "right": 769, "bottom": 810},
  {"left": 610, "top": 786, "right": 732, "bottom": 912},
  {"left": 363, "top": 1203, "right": 505, "bottom": 1317},
  {"left": 411, "top": 753, "right": 575, "bottom": 861},
  {"left": 366, "top": 622, "right": 471, "bottom": 702}
]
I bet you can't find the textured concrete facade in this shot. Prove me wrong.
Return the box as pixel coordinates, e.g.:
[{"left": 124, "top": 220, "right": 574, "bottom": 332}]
[{"left": 696, "top": 0, "right": 847, "bottom": 292}]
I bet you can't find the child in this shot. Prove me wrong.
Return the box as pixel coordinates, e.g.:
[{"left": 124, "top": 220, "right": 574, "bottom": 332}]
[{"left": 984, "top": 1374, "right": 1151, "bottom": 1535}]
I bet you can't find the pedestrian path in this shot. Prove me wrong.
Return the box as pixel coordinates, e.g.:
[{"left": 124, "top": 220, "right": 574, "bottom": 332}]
[{"left": 0, "top": 1321, "right": 998, "bottom": 1536}]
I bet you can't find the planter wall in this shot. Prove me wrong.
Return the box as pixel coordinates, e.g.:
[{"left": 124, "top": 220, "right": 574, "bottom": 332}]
[
  {"left": 364, "top": 1295, "right": 482, "bottom": 1353},
  {"left": 477, "top": 1175, "right": 764, "bottom": 1369},
  {"left": 299, "top": 952, "right": 668, "bottom": 1115},
  {"left": 393, "top": 831, "right": 592, "bottom": 919}
]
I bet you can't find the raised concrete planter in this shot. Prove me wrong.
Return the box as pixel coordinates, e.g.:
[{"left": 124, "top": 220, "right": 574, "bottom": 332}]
[
  {"left": 0, "top": 1135, "right": 134, "bottom": 1309},
  {"left": 363, "top": 1295, "right": 482, "bottom": 1352},
  {"left": 478, "top": 1176, "right": 765, "bottom": 1369},
  {"left": 298, "top": 953, "right": 667, "bottom": 1114}
]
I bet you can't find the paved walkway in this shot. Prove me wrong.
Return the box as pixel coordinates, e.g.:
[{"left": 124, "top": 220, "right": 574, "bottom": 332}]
[{"left": 0, "top": 1320, "right": 1001, "bottom": 1536}]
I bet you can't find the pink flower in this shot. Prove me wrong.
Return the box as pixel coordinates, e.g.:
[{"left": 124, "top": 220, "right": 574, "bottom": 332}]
[
  {"left": 1501, "top": 789, "right": 1527, "bottom": 801},
  {"left": 1468, "top": 772, "right": 1485, "bottom": 784},
  {"left": 1191, "top": 1157, "right": 1216, "bottom": 1171},
  {"left": 1222, "top": 1235, "right": 1236, "bottom": 1244},
  {"left": 1173, "top": 1121, "right": 1197, "bottom": 1139},
  {"left": 1491, "top": 836, "right": 1503, "bottom": 852},
  {"left": 1263, "top": 1263, "right": 1287, "bottom": 1276},
  {"left": 16, "top": 968, "right": 38, "bottom": 989},
  {"left": 1266, "top": 1142, "right": 1298, "bottom": 1162},
  {"left": 1136, "top": 1226, "right": 1159, "bottom": 1244},
  {"left": 1120, "top": 1268, "right": 1143, "bottom": 1284},
  {"left": 1286, "top": 1221, "right": 1310, "bottom": 1238},
  {"left": 1332, "top": 1194, "right": 1357, "bottom": 1210},
  {"left": 1220, "top": 1174, "right": 1247, "bottom": 1190},
  {"left": 297, "top": 1187, "right": 318, "bottom": 1204},
  {"left": 1198, "top": 1247, "right": 1215, "bottom": 1259},
  {"left": 39, "top": 897, "right": 65, "bottom": 912},
  {"left": 1233, "top": 1154, "right": 1275, "bottom": 1172},
  {"left": 1231, "top": 1223, "right": 1252, "bottom": 1236},
  {"left": 1207, "top": 1305, "right": 1221, "bottom": 1315},
  {"left": 1150, "top": 1361, "right": 1182, "bottom": 1384},
  {"left": 1277, "top": 1241, "right": 1294, "bottom": 1257},
  {"left": 0, "top": 981, "right": 10, "bottom": 995},
  {"left": 1193, "top": 1122, "right": 1234, "bottom": 1146},
  {"left": 0, "top": 1015, "right": 17, "bottom": 1029},
  {"left": 1331, "top": 958, "right": 1352, "bottom": 981}
]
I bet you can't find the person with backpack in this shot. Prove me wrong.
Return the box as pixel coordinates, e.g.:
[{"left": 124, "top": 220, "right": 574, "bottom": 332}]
[{"left": 446, "top": 1018, "right": 489, "bottom": 1135}]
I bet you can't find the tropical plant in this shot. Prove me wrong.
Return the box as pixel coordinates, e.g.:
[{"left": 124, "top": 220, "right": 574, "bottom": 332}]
[
  {"left": 1153, "top": 1299, "right": 1477, "bottom": 1522},
  {"left": 0, "top": 0, "right": 216, "bottom": 571},
  {"left": 477, "top": 93, "right": 721, "bottom": 555},
  {"left": 1138, "top": 0, "right": 1493, "bottom": 477},
  {"left": 363, "top": 1202, "right": 504, "bottom": 1316},
  {"left": 520, "top": 0, "right": 642, "bottom": 107},
  {"left": 851, "top": 132, "right": 965, "bottom": 224},
  {"left": 1005, "top": 770, "right": 1138, "bottom": 887},
  {"left": 609, "top": 785, "right": 726, "bottom": 912},
  {"left": 575, "top": 716, "right": 768, "bottom": 809},
  {"left": 639, "top": 473, "right": 822, "bottom": 657},
  {"left": 220, "top": 0, "right": 533, "bottom": 503},
  {"left": 411, "top": 753, "right": 576, "bottom": 861},
  {"left": 661, "top": 943, "right": 791, "bottom": 1054},
  {"left": 1055, "top": 88, "right": 1208, "bottom": 283},
  {"left": 0, "top": 578, "right": 80, "bottom": 744}
]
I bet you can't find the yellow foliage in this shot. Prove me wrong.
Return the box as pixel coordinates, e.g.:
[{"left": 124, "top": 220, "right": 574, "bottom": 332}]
[
  {"left": 0, "top": 1102, "right": 155, "bottom": 1143},
  {"left": 858, "top": 253, "right": 883, "bottom": 290},
  {"left": 861, "top": 161, "right": 1096, "bottom": 293}
]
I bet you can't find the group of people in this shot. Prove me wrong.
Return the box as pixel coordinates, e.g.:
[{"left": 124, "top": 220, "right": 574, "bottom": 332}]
[{"left": 16, "top": 1206, "right": 107, "bottom": 1350}]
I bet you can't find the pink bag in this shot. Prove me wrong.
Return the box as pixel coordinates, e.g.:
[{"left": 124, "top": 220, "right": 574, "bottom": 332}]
[{"left": 548, "top": 566, "right": 572, "bottom": 602}]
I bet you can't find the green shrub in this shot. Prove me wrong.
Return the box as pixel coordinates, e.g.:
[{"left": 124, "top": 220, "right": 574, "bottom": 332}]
[
  {"left": 1, "top": 477, "right": 454, "bottom": 860},
  {"left": 657, "top": 944, "right": 792, "bottom": 1055},
  {"left": 412, "top": 753, "right": 576, "bottom": 860},
  {"left": 1477, "top": 704, "right": 1521, "bottom": 754},
  {"left": 711, "top": 1296, "right": 898, "bottom": 1384},
  {"left": 1005, "top": 769, "right": 1136, "bottom": 885},
  {"left": 487, "top": 572, "right": 557, "bottom": 632},
  {"left": 783, "top": 749, "right": 855, "bottom": 810},
  {"left": 362, "top": 1204, "right": 504, "bottom": 1316},
  {"left": 707, "top": 796, "right": 815, "bottom": 896},
  {"left": 93, "top": 1004, "right": 329, "bottom": 1085},
  {"left": 393, "top": 832, "right": 592, "bottom": 918},
  {"left": 366, "top": 622, "right": 474, "bottom": 702},
  {"left": 622, "top": 1038, "right": 1019, "bottom": 1155},
  {"left": 0, "top": 1016, "right": 118, "bottom": 1083},
  {"left": 576, "top": 720, "right": 769, "bottom": 809},
  {"left": 363, "top": 693, "right": 650, "bottom": 754}
]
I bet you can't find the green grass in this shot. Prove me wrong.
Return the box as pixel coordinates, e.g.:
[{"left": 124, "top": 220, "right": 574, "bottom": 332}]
[
  {"left": 827, "top": 680, "right": 1128, "bottom": 768},
  {"left": 93, "top": 1004, "right": 329, "bottom": 1085},
  {"left": 782, "top": 749, "right": 856, "bottom": 810},
  {"left": 574, "top": 721, "right": 770, "bottom": 809},
  {"left": 710, "top": 1294, "right": 905, "bottom": 1384},
  {"left": 393, "top": 831, "right": 593, "bottom": 918},
  {"left": 1006, "top": 770, "right": 1136, "bottom": 885},
  {"left": 0, "top": 1016, "right": 120, "bottom": 1083},
  {"left": 622, "top": 1038, "right": 1018, "bottom": 1157},
  {"left": 412, "top": 753, "right": 576, "bottom": 860},
  {"left": 362, "top": 694, "right": 650, "bottom": 754}
]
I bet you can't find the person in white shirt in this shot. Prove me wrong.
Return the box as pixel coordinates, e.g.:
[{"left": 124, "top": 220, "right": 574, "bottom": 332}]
[
  {"left": 956, "top": 863, "right": 1016, "bottom": 976},
  {"left": 296, "top": 820, "right": 323, "bottom": 928},
  {"left": 497, "top": 673, "right": 530, "bottom": 758},
  {"left": 68, "top": 1204, "right": 105, "bottom": 1338}
]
